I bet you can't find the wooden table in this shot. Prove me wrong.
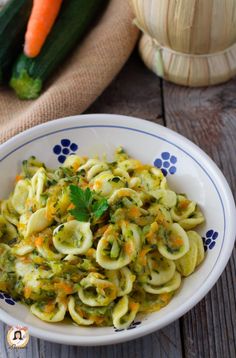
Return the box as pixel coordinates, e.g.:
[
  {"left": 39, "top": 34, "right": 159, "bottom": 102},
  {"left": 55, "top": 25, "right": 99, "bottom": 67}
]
[{"left": 1, "top": 49, "right": 235, "bottom": 358}]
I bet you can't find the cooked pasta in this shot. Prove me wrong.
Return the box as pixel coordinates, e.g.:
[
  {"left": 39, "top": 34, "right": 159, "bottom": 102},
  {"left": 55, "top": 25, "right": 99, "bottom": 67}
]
[{"left": 0, "top": 148, "right": 205, "bottom": 328}]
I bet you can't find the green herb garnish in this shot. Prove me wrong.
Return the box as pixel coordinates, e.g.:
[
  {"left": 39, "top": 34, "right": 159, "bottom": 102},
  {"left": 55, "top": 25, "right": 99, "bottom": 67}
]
[{"left": 69, "top": 185, "right": 109, "bottom": 222}]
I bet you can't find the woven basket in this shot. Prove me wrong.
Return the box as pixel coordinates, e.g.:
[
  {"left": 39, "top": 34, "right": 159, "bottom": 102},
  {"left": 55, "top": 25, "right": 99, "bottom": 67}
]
[{"left": 131, "top": 0, "right": 236, "bottom": 86}]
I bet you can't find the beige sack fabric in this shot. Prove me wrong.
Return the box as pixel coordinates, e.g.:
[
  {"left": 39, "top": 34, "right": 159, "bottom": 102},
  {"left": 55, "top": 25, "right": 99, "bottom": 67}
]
[{"left": 0, "top": 0, "right": 139, "bottom": 144}]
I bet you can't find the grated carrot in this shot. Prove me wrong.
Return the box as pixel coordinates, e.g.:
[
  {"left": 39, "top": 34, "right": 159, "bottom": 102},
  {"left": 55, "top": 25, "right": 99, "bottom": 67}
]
[
  {"left": 129, "top": 301, "right": 139, "bottom": 311},
  {"left": 76, "top": 307, "right": 86, "bottom": 317},
  {"left": 86, "top": 248, "right": 96, "bottom": 257},
  {"left": 139, "top": 247, "right": 150, "bottom": 265},
  {"left": 24, "top": 286, "right": 32, "bottom": 299},
  {"left": 54, "top": 282, "right": 73, "bottom": 294},
  {"left": 128, "top": 206, "right": 141, "bottom": 218},
  {"left": 160, "top": 293, "right": 171, "bottom": 303},
  {"left": 170, "top": 235, "right": 183, "bottom": 247},
  {"left": 45, "top": 204, "right": 56, "bottom": 220},
  {"left": 15, "top": 174, "right": 23, "bottom": 182},
  {"left": 179, "top": 199, "right": 190, "bottom": 210},
  {"left": 34, "top": 236, "right": 44, "bottom": 247},
  {"left": 92, "top": 316, "right": 104, "bottom": 325},
  {"left": 94, "top": 179, "right": 103, "bottom": 189},
  {"left": 72, "top": 162, "right": 80, "bottom": 171},
  {"left": 44, "top": 301, "right": 55, "bottom": 313},
  {"left": 18, "top": 256, "right": 31, "bottom": 263},
  {"left": 68, "top": 203, "right": 75, "bottom": 210},
  {"left": 124, "top": 242, "right": 134, "bottom": 256}
]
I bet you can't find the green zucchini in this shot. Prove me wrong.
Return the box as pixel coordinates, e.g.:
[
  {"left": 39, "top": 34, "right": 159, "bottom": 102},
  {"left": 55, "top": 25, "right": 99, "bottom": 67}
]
[
  {"left": 10, "top": 0, "right": 106, "bottom": 99},
  {"left": 0, "top": 0, "right": 33, "bottom": 83}
]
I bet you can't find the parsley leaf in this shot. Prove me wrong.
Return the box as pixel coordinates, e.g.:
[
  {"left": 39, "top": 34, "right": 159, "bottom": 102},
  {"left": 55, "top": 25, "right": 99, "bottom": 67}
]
[
  {"left": 70, "top": 207, "right": 90, "bottom": 222},
  {"left": 84, "top": 187, "right": 92, "bottom": 205},
  {"left": 92, "top": 198, "right": 109, "bottom": 219},
  {"left": 69, "top": 185, "right": 109, "bottom": 222}
]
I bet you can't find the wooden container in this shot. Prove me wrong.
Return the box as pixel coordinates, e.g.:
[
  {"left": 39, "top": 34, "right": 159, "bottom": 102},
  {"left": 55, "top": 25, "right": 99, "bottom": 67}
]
[{"left": 131, "top": 0, "right": 236, "bottom": 86}]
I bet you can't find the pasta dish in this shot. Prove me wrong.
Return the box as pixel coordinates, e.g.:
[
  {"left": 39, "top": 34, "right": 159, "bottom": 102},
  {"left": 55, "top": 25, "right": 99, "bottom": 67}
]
[{"left": 0, "top": 148, "right": 205, "bottom": 329}]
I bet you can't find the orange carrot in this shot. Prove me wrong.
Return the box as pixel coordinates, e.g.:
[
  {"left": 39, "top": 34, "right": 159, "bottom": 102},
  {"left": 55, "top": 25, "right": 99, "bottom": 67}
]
[
  {"left": 160, "top": 293, "right": 171, "bottom": 303},
  {"left": 129, "top": 300, "right": 139, "bottom": 311},
  {"left": 179, "top": 199, "right": 190, "bottom": 210},
  {"left": 18, "top": 256, "right": 32, "bottom": 263},
  {"left": 124, "top": 242, "right": 134, "bottom": 256},
  {"left": 15, "top": 174, "right": 23, "bottom": 182},
  {"left": 67, "top": 203, "right": 75, "bottom": 210},
  {"left": 91, "top": 316, "right": 104, "bottom": 325},
  {"left": 44, "top": 301, "right": 55, "bottom": 313},
  {"left": 35, "top": 236, "right": 44, "bottom": 247},
  {"left": 86, "top": 248, "right": 96, "bottom": 257},
  {"left": 139, "top": 246, "right": 151, "bottom": 265},
  {"left": 54, "top": 282, "right": 73, "bottom": 294},
  {"left": 24, "top": 0, "right": 63, "bottom": 58},
  {"left": 128, "top": 206, "right": 141, "bottom": 218},
  {"left": 24, "top": 286, "right": 32, "bottom": 299},
  {"left": 170, "top": 235, "right": 183, "bottom": 247}
]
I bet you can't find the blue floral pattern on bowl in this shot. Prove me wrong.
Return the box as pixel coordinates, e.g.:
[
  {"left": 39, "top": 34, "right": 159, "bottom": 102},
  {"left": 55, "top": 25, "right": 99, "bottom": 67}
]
[
  {"left": 53, "top": 139, "right": 78, "bottom": 164},
  {"left": 154, "top": 152, "right": 177, "bottom": 176},
  {"left": 202, "top": 230, "right": 219, "bottom": 251},
  {"left": 114, "top": 321, "right": 141, "bottom": 332},
  {"left": 0, "top": 292, "right": 16, "bottom": 305}
]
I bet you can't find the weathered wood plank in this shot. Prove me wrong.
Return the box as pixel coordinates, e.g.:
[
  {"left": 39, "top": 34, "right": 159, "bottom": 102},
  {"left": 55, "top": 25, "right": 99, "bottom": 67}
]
[
  {"left": 86, "top": 51, "right": 163, "bottom": 123},
  {"left": 0, "top": 321, "right": 183, "bottom": 358},
  {"left": 163, "top": 79, "right": 236, "bottom": 358}
]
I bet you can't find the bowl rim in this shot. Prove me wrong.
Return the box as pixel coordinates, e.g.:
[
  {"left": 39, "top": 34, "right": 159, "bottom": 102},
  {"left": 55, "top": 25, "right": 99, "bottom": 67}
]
[{"left": 0, "top": 113, "right": 235, "bottom": 346}]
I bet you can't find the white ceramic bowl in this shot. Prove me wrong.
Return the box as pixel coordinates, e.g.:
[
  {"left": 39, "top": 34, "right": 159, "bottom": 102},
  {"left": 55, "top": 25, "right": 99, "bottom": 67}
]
[{"left": 0, "top": 114, "right": 235, "bottom": 346}]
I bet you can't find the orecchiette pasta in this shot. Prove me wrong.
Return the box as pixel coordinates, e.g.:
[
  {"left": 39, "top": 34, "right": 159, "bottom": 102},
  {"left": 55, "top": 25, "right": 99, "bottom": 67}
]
[
  {"left": 0, "top": 215, "right": 17, "bottom": 243},
  {"left": 31, "top": 299, "right": 67, "bottom": 322},
  {"left": 0, "top": 148, "right": 205, "bottom": 328},
  {"left": 31, "top": 168, "right": 47, "bottom": 206},
  {"left": 108, "top": 188, "right": 143, "bottom": 207},
  {"left": 78, "top": 272, "right": 117, "bottom": 306},
  {"left": 63, "top": 154, "right": 85, "bottom": 170},
  {"left": 78, "top": 159, "right": 109, "bottom": 181},
  {"left": 178, "top": 208, "right": 205, "bottom": 230},
  {"left": 170, "top": 195, "right": 196, "bottom": 221},
  {"left": 143, "top": 272, "right": 181, "bottom": 294},
  {"left": 175, "top": 230, "right": 205, "bottom": 276},
  {"left": 106, "top": 267, "right": 136, "bottom": 297},
  {"left": 68, "top": 296, "right": 94, "bottom": 325},
  {"left": 53, "top": 220, "right": 93, "bottom": 255},
  {"left": 96, "top": 223, "right": 141, "bottom": 269},
  {"left": 92, "top": 172, "right": 124, "bottom": 197},
  {"left": 112, "top": 295, "right": 139, "bottom": 329},
  {"left": 25, "top": 208, "right": 53, "bottom": 237},
  {"left": 157, "top": 223, "right": 190, "bottom": 260},
  {"left": 11, "top": 179, "right": 32, "bottom": 214},
  {"left": 141, "top": 251, "right": 176, "bottom": 286},
  {"left": 149, "top": 189, "right": 177, "bottom": 208},
  {"left": 36, "top": 234, "right": 63, "bottom": 261},
  {"left": 1, "top": 199, "right": 19, "bottom": 226}
]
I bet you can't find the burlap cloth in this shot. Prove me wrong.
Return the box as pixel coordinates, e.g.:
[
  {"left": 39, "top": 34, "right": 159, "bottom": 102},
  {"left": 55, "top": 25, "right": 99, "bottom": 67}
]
[{"left": 0, "top": 0, "right": 139, "bottom": 144}]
